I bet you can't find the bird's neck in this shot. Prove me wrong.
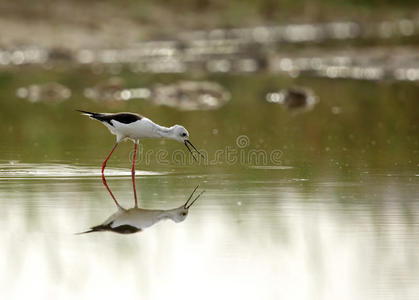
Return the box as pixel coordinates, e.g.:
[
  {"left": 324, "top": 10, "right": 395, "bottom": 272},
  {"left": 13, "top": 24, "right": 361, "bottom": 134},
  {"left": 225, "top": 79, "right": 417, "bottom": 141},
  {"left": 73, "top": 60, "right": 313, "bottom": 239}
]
[
  {"left": 152, "top": 123, "right": 175, "bottom": 139},
  {"left": 155, "top": 208, "right": 178, "bottom": 222}
]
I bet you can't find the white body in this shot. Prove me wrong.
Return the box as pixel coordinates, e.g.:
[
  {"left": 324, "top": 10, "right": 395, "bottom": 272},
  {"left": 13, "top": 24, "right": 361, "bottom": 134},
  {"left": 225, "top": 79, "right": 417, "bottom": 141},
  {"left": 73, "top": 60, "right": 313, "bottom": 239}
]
[
  {"left": 103, "top": 206, "right": 187, "bottom": 230},
  {"left": 104, "top": 118, "right": 170, "bottom": 143}
]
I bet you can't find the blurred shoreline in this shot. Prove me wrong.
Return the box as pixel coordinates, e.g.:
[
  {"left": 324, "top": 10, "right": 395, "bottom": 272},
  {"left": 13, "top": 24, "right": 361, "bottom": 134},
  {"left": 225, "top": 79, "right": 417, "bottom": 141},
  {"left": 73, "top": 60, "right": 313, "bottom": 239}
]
[{"left": 1, "top": 0, "right": 419, "bottom": 49}]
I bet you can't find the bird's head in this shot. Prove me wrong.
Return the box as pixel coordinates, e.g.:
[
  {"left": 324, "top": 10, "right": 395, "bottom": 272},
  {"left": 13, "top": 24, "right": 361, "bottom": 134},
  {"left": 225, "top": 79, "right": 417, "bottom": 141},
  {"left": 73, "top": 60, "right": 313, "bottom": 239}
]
[
  {"left": 170, "top": 125, "right": 204, "bottom": 162},
  {"left": 171, "top": 125, "right": 190, "bottom": 143},
  {"left": 171, "top": 185, "right": 205, "bottom": 223}
]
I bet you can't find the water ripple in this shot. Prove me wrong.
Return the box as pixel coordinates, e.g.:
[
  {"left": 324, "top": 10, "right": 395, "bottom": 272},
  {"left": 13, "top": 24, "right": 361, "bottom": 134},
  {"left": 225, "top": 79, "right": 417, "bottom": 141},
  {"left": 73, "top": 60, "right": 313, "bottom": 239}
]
[{"left": 0, "top": 163, "right": 167, "bottom": 179}]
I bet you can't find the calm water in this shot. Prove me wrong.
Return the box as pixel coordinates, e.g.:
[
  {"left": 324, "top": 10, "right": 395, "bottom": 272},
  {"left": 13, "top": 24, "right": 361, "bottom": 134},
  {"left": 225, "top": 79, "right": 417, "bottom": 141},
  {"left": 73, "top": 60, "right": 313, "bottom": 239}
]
[{"left": 0, "top": 66, "right": 418, "bottom": 299}]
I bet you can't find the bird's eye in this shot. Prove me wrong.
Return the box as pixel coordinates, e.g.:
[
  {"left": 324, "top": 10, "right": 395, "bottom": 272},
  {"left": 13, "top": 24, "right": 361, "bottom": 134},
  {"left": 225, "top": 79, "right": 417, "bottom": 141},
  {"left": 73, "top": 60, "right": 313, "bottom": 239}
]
[
  {"left": 181, "top": 133, "right": 187, "bottom": 137},
  {"left": 181, "top": 212, "right": 187, "bottom": 216}
]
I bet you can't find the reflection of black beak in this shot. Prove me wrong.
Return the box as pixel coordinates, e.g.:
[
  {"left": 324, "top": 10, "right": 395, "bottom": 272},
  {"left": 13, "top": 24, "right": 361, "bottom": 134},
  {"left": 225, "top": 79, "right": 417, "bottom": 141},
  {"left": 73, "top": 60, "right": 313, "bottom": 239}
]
[
  {"left": 184, "top": 140, "right": 204, "bottom": 162},
  {"left": 184, "top": 185, "right": 205, "bottom": 209}
]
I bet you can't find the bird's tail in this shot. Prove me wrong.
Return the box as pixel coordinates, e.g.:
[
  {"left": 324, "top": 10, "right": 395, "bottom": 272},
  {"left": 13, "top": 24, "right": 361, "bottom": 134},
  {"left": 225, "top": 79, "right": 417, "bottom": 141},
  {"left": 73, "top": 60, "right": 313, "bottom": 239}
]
[
  {"left": 76, "top": 110, "right": 104, "bottom": 120},
  {"left": 75, "top": 229, "right": 96, "bottom": 235},
  {"left": 75, "top": 224, "right": 107, "bottom": 235},
  {"left": 76, "top": 109, "right": 96, "bottom": 116}
]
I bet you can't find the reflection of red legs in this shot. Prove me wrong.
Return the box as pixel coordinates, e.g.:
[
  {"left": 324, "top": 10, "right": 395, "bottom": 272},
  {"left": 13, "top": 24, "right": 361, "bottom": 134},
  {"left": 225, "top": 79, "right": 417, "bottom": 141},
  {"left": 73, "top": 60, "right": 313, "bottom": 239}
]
[
  {"left": 101, "top": 143, "right": 122, "bottom": 209},
  {"left": 132, "top": 142, "right": 139, "bottom": 208}
]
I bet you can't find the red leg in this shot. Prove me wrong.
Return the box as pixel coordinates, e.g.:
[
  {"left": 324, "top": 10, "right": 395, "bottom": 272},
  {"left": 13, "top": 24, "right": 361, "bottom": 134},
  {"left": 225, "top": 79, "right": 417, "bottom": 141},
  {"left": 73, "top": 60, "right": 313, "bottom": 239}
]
[
  {"left": 132, "top": 142, "right": 139, "bottom": 207},
  {"left": 101, "top": 143, "right": 122, "bottom": 209}
]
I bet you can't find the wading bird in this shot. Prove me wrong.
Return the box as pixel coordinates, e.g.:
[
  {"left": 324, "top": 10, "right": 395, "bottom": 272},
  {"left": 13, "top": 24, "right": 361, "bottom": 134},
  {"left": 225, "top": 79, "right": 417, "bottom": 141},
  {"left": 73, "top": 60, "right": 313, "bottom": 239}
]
[
  {"left": 77, "top": 185, "right": 204, "bottom": 234},
  {"left": 76, "top": 110, "right": 204, "bottom": 207}
]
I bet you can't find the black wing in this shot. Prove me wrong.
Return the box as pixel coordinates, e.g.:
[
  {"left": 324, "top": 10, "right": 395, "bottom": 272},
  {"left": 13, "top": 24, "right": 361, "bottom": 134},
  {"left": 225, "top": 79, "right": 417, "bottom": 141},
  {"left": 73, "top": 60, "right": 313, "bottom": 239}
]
[
  {"left": 76, "top": 110, "right": 143, "bottom": 126},
  {"left": 108, "top": 224, "right": 142, "bottom": 234},
  {"left": 77, "top": 222, "right": 142, "bottom": 235}
]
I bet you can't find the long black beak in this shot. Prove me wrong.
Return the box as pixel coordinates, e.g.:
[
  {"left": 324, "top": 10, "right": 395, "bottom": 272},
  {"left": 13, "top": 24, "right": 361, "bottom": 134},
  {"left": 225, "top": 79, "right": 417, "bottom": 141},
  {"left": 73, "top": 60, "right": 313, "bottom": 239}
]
[
  {"left": 184, "top": 185, "right": 205, "bottom": 209},
  {"left": 184, "top": 140, "right": 204, "bottom": 162}
]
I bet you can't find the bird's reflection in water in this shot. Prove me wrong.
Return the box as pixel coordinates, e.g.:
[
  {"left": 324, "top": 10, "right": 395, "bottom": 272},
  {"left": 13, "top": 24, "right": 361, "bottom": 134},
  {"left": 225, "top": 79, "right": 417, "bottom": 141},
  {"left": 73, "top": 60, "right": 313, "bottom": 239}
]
[{"left": 78, "top": 185, "right": 204, "bottom": 234}]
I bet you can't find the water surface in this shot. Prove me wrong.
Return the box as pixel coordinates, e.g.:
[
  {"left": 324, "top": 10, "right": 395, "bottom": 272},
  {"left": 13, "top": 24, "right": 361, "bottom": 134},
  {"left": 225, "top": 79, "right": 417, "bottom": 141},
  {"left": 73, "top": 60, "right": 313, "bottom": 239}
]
[{"left": 0, "top": 61, "right": 418, "bottom": 300}]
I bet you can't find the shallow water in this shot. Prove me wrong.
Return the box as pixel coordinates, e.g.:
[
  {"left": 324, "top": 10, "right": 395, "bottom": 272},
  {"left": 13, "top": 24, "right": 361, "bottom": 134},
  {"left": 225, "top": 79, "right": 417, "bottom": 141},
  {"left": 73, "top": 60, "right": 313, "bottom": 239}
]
[
  {"left": 0, "top": 164, "right": 417, "bottom": 300},
  {"left": 0, "top": 64, "right": 418, "bottom": 299}
]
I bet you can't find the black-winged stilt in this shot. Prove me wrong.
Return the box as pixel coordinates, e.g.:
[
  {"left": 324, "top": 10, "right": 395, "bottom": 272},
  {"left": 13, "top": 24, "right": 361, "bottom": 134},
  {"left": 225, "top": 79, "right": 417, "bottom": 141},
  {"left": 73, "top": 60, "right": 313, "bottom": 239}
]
[
  {"left": 77, "top": 185, "right": 204, "bottom": 234},
  {"left": 76, "top": 110, "right": 204, "bottom": 207}
]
